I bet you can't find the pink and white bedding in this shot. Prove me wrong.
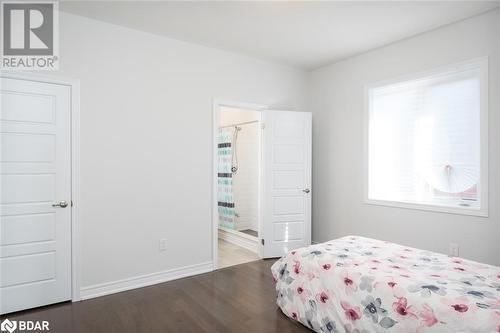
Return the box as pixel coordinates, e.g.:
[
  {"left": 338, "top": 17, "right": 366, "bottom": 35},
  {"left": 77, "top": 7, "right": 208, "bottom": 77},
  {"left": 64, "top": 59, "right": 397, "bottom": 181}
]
[{"left": 271, "top": 236, "right": 500, "bottom": 333}]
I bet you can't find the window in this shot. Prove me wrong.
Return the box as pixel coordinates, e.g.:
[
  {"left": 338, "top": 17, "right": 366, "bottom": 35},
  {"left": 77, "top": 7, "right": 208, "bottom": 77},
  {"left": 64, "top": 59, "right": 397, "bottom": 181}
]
[{"left": 367, "top": 59, "right": 487, "bottom": 216}]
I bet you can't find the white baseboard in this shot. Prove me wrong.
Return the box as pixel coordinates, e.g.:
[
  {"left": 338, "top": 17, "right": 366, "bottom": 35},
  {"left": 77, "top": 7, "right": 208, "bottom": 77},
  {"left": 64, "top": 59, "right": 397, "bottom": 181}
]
[
  {"left": 218, "top": 228, "right": 258, "bottom": 253},
  {"left": 80, "top": 261, "right": 213, "bottom": 300}
]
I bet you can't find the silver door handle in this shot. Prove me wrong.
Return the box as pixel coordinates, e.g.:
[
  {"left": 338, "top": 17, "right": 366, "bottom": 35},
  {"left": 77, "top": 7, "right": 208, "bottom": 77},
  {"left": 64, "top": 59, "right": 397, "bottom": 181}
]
[
  {"left": 52, "top": 200, "right": 69, "bottom": 208},
  {"left": 302, "top": 188, "right": 310, "bottom": 193}
]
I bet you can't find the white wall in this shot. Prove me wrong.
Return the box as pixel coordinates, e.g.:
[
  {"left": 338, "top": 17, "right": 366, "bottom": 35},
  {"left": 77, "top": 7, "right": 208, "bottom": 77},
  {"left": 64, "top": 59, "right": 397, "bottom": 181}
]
[
  {"left": 54, "top": 8, "right": 499, "bottom": 293},
  {"left": 220, "top": 107, "right": 261, "bottom": 127},
  {"left": 309, "top": 9, "right": 500, "bottom": 265},
  {"left": 57, "top": 12, "right": 307, "bottom": 289},
  {"left": 220, "top": 108, "right": 261, "bottom": 232}
]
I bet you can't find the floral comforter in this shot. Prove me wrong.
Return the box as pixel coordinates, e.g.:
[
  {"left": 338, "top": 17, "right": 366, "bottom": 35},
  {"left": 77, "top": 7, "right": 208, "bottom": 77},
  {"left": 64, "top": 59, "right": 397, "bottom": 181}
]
[{"left": 271, "top": 236, "right": 500, "bottom": 333}]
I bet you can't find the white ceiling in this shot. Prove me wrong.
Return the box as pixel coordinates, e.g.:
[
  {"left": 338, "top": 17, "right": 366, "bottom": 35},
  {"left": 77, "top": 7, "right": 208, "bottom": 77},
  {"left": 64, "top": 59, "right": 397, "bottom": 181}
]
[{"left": 60, "top": 1, "right": 500, "bottom": 69}]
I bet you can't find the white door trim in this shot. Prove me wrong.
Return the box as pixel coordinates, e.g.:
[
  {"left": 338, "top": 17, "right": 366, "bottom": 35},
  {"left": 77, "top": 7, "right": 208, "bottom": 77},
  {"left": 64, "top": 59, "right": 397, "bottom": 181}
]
[
  {"left": 0, "top": 72, "right": 82, "bottom": 302},
  {"left": 211, "top": 99, "right": 267, "bottom": 270}
]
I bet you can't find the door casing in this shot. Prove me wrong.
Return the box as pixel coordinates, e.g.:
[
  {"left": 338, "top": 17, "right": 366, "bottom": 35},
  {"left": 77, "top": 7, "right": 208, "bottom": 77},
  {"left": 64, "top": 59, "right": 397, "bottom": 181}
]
[{"left": 1, "top": 72, "right": 82, "bottom": 302}]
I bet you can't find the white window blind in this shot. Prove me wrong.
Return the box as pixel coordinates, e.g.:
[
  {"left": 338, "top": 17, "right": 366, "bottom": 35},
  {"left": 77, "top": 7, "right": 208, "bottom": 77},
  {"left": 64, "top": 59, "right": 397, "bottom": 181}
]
[{"left": 368, "top": 65, "right": 483, "bottom": 212}]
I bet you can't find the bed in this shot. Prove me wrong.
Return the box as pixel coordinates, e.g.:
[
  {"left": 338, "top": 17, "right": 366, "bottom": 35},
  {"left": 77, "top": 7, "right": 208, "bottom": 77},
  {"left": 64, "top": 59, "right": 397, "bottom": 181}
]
[{"left": 271, "top": 236, "right": 500, "bottom": 333}]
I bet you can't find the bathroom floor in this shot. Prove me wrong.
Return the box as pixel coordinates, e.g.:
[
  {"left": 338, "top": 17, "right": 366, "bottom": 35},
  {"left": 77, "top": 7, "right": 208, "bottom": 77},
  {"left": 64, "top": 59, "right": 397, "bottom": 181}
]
[
  {"left": 239, "top": 229, "right": 258, "bottom": 237},
  {"left": 218, "top": 239, "right": 259, "bottom": 269}
]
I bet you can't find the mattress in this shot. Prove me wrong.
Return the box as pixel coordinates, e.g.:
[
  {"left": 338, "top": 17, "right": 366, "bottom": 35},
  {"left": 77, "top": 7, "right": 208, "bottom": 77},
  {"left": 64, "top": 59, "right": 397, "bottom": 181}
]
[{"left": 271, "top": 236, "right": 500, "bottom": 333}]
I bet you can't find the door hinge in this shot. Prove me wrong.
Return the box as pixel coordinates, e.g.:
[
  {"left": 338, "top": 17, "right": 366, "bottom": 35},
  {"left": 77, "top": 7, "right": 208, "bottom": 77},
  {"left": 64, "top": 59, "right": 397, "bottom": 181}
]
[
  {"left": 261, "top": 122, "right": 266, "bottom": 130},
  {"left": 261, "top": 238, "right": 265, "bottom": 245},
  {"left": 71, "top": 201, "right": 74, "bottom": 207}
]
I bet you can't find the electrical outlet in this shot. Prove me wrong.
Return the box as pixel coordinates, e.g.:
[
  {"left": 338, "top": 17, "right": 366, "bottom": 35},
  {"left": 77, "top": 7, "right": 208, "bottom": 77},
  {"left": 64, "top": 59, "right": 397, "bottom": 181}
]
[
  {"left": 159, "top": 238, "right": 167, "bottom": 251},
  {"left": 449, "top": 243, "right": 459, "bottom": 257}
]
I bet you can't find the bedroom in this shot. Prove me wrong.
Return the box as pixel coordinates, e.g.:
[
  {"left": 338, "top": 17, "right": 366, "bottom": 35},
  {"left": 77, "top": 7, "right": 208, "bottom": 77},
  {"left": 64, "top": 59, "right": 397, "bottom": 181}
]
[{"left": 0, "top": 1, "right": 499, "bottom": 332}]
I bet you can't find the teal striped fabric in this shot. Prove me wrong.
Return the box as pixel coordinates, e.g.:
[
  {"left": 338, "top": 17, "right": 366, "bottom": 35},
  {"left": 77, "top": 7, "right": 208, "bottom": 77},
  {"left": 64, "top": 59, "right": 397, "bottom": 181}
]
[{"left": 217, "top": 129, "right": 235, "bottom": 229}]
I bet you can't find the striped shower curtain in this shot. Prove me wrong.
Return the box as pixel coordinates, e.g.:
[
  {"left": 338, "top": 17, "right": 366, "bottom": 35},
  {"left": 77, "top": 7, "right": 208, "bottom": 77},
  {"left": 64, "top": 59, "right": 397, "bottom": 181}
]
[{"left": 217, "top": 129, "right": 235, "bottom": 229}]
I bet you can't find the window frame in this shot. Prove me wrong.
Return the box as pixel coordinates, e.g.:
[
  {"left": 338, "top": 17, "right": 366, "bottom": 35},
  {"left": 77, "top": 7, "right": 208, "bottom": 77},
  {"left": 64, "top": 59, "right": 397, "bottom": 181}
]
[{"left": 364, "top": 57, "right": 489, "bottom": 217}]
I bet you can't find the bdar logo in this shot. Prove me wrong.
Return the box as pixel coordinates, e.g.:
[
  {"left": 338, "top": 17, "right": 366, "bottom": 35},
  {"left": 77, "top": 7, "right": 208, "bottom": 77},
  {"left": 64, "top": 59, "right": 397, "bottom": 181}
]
[
  {"left": 0, "top": 319, "right": 17, "bottom": 333},
  {"left": 0, "top": 319, "right": 49, "bottom": 332}
]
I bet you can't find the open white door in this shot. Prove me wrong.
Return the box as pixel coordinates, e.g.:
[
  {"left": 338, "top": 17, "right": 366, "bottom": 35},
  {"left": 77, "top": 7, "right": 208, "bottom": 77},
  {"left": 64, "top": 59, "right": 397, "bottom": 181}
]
[{"left": 260, "top": 110, "right": 311, "bottom": 258}]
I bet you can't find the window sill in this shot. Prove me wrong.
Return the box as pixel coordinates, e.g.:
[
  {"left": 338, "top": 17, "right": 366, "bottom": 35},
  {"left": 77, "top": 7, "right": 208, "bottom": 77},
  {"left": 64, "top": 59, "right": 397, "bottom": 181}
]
[{"left": 364, "top": 198, "right": 488, "bottom": 218}]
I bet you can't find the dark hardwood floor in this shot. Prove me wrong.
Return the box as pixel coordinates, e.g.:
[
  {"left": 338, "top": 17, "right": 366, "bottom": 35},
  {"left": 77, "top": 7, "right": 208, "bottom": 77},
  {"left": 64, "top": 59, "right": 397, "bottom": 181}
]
[{"left": 3, "top": 260, "right": 311, "bottom": 333}]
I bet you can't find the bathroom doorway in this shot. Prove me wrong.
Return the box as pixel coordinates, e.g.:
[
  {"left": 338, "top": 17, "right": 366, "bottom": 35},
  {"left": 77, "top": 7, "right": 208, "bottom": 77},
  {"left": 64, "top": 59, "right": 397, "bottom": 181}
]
[
  {"left": 215, "top": 103, "right": 263, "bottom": 268},
  {"left": 212, "top": 100, "right": 312, "bottom": 269}
]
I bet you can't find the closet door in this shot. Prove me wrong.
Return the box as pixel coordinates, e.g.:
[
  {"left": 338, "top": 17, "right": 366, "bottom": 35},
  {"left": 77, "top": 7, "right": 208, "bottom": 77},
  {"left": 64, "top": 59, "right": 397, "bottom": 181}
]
[
  {"left": 0, "top": 77, "right": 72, "bottom": 314},
  {"left": 260, "top": 111, "right": 311, "bottom": 258}
]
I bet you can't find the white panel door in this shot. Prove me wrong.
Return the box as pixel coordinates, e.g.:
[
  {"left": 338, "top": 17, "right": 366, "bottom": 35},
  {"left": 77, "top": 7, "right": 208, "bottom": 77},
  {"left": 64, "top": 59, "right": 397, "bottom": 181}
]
[
  {"left": 261, "top": 111, "right": 311, "bottom": 258},
  {"left": 0, "top": 77, "right": 72, "bottom": 314}
]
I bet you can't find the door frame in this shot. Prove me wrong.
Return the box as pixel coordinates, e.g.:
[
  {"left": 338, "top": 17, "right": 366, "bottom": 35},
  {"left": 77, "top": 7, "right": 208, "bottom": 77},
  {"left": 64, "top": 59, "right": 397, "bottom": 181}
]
[
  {"left": 0, "top": 72, "right": 82, "bottom": 302},
  {"left": 211, "top": 99, "right": 267, "bottom": 270}
]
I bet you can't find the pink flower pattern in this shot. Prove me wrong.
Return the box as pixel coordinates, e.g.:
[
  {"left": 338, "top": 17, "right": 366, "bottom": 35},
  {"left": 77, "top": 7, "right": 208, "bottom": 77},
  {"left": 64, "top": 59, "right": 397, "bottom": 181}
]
[
  {"left": 271, "top": 236, "right": 499, "bottom": 333},
  {"left": 341, "top": 301, "right": 362, "bottom": 321},
  {"left": 393, "top": 297, "right": 417, "bottom": 319}
]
